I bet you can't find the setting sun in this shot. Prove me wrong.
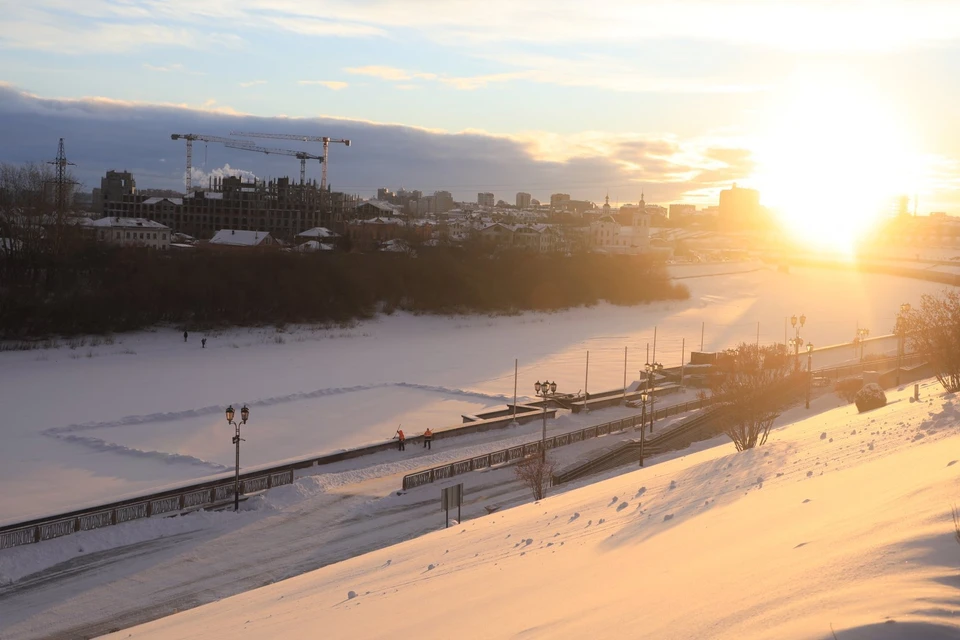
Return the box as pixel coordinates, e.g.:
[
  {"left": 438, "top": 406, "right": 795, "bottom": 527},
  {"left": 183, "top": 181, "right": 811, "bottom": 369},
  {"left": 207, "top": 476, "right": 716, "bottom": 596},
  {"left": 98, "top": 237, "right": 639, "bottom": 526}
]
[{"left": 753, "top": 72, "right": 923, "bottom": 254}]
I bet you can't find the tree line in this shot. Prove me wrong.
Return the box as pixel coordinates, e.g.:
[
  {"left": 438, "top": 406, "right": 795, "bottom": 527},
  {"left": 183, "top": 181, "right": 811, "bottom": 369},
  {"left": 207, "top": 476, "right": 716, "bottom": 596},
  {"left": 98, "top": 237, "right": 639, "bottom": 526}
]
[{"left": 0, "top": 245, "right": 689, "bottom": 338}]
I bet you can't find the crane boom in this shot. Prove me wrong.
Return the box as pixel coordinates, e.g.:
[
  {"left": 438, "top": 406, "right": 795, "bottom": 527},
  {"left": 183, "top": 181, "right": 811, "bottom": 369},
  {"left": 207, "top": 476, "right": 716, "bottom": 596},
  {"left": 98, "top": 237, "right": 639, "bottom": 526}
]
[
  {"left": 229, "top": 131, "right": 351, "bottom": 192},
  {"left": 223, "top": 142, "right": 322, "bottom": 186},
  {"left": 170, "top": 134, "right": 255, "bottom": 192}
]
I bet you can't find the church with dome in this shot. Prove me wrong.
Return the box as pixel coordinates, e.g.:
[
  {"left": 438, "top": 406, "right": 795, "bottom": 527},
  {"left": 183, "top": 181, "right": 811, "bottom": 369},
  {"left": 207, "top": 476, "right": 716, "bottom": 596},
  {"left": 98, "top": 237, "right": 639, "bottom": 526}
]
[{"left": 589, "top": 193, "right": 651, "bottom": 254}]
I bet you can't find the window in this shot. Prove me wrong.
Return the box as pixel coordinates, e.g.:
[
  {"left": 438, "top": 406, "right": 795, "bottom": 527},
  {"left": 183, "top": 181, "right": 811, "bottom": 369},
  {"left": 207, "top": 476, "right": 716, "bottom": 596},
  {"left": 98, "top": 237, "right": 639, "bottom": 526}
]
[
  {"left": 116, "top": 232, "right": 121, "bottom": 239},
  {"left": 126, "top": 232, "right": 130, "bottom": 239}
]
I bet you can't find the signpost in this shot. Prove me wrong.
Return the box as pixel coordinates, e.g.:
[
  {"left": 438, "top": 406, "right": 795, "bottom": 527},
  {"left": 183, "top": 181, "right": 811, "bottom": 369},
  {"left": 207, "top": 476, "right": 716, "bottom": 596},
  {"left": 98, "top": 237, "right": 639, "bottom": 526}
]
[{"left": 441, "top": 483, "right": 464, "bottom": 528}]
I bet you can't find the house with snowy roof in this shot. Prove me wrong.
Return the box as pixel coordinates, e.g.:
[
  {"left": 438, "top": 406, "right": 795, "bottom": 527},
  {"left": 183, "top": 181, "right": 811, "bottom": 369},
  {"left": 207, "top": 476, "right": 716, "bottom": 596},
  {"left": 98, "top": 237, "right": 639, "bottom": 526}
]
[
  {"left": 589, "top": 195, "right": 651, "bottom": 254},
  {"left": 88, "top": 217, "right": 171, "bottom": 249},
  {"left": 208, "top": 229, "right": 273, "bottom": 248}
]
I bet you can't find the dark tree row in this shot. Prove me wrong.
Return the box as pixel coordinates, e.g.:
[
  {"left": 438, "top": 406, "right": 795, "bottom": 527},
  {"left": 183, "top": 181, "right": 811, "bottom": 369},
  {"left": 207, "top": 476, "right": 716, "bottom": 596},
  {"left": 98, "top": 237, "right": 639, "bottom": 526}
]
[{"left": 0, "top": 245, "right": 689, "bottom": 338}]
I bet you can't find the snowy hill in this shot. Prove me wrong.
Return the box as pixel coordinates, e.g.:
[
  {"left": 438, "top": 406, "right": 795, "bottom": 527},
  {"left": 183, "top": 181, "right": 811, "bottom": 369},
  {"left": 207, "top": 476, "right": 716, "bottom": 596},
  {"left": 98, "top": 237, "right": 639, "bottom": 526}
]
[{"left": 108, "top": 381, "right": 960, "bottom": 640}]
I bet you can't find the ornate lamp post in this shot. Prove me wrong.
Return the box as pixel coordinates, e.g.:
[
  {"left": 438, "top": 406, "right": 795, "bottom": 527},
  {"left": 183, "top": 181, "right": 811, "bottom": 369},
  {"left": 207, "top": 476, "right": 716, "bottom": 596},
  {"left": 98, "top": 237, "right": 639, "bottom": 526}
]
[
  {"left": 638, "top": 389, "right": 649, "bottom": 467},
  {"left": 896, "top": 303, "right": 911, "bottom": 386},
  {"left": 645, "top": 361, "right": 663, "bottom": 433},
  {"left": 226, "top": 404, "right": 250, "bottom": 512},
  {"left": 790, "top": 313, "right": 806, "bottom": 371},
  {"left": 534, "top": 380, "right": 557, "bottom": 462},
  {"left": 805, "top": 343, "right": 814, "bottom": 409}
]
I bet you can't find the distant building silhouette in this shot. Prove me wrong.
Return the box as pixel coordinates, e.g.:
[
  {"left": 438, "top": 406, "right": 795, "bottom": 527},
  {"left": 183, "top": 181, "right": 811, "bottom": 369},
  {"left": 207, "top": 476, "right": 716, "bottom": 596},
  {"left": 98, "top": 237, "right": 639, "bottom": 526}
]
[
  {"left": 477, "top": 192, "right": 495, "bottom": 207},
  {"left": 93, "top": 170, "right": 136, "bottom": 214},
  {"left": 516, "top": 192, "right": 532, "bottom": 209},
  {"left": 550, "top": 193, "right": 571, "bottom": 209},
  {"left": 719, "top": 183, "right": 762, "bottom": 230}
]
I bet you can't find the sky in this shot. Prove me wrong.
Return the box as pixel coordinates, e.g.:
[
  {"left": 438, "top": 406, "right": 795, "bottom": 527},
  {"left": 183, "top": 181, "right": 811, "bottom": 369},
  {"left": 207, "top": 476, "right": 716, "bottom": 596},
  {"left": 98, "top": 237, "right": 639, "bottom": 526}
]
[{"left": 1, "top": 0, "right": 959, "bottom": 212}]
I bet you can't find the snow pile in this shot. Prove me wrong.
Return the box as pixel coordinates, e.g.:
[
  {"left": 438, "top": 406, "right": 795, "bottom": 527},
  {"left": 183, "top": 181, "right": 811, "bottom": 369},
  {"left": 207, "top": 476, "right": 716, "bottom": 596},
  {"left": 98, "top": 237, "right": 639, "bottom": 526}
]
[{"left": 109, "top": 384, "right": 960, "bottom": 639}]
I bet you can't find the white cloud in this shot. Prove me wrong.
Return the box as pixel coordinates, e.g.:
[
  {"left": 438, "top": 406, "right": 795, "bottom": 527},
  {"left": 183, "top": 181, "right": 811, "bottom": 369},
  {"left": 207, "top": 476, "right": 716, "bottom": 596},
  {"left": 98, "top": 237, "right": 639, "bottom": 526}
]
[
  {"left": 344, "top": 65, "right": 528, "bottom": 91},
  {"left": 239, "top": 80, "right": 267, "bottom": 88},
  {"left": 142, "top": 62, "right": 205, "bottom": 75},
  {"left": 298, "top": 80, "right": 348, "bottom": 90}
]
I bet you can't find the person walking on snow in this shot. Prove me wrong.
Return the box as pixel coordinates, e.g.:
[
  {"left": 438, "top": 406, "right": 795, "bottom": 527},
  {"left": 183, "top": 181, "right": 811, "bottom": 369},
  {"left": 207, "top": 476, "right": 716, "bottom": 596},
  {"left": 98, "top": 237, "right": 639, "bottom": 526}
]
[
  {"left": 396, "top": 428, "right": 406, "bottom": 451},
  {"left": 201, "top": 338, "right": 207, "bottom": 349},
  {"left": 423, "top": 428, "right": 433, "bottom": 450},
  {"left": 183, "top": 330, "right": 188, "bottom": 343}
]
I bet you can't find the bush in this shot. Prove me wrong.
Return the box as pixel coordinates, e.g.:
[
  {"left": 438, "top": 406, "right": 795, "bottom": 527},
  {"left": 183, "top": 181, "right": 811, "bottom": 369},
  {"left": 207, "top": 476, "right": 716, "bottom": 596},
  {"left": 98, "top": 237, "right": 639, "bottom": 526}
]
[
  {"left": 903, "top": 291, "right": 960, "bottom": 392},
  {"left": 854, "top": 383, "right": 887, "bottom": 413},
  {"left": 835, "top": 377, "right": 864, "bottom": 403}
]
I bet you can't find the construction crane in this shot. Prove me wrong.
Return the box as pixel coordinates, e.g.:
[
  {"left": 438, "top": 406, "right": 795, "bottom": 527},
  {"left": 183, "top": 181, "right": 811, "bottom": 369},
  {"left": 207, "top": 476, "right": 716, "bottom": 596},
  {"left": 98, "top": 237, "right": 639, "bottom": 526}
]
[
  {"left": 229, "top": 132, "right": 351, "bottom": 193},
  {"left": 170, "top": 133, "right": 256, "bottom": 192},
  {"left": 222, "top": 141, "right": 323, "bottom": 186}
]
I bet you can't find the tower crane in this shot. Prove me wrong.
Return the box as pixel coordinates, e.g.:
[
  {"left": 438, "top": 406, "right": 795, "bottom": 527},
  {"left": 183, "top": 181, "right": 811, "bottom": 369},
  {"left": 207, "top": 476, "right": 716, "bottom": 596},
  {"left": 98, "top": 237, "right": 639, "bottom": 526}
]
[
  {"left": 229, "top": 132, "right": 351, "bottom": 193},
  {"left": 222, "top": 141, "right": 323, "bottom": 186},
  {"left": 170, "top": 134, "right": 256, "bottom": 192}
]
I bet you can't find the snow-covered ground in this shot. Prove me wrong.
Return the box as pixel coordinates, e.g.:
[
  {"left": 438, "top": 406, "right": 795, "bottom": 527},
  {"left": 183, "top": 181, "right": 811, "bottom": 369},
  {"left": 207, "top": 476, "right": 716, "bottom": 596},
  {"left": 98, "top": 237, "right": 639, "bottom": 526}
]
[
  {"left": 104, "top": 380, "right": 960, "bottom": 640},
  {"left": 0, "top": 263, "right": 947, "bottom": 523}
]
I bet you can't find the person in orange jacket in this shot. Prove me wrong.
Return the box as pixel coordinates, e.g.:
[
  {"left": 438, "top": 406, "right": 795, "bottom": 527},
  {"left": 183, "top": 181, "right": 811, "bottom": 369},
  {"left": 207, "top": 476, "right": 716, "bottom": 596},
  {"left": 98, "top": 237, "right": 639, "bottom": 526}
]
[
  {"left": 423, "top": 428, "right": 433, "bottom": 450},
  {"left": 396, "top": 428, "right": 406, "bottom": 451}
]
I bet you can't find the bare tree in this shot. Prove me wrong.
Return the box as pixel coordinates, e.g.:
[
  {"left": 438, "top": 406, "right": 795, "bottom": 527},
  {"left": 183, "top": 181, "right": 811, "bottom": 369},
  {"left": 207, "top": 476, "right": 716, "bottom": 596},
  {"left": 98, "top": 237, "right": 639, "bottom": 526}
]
[
  {"left": 515, "top": 454, "right": 554, "bottom": 501},
  {"left": 711, "top": 342, "right": 796, "bottom": 452},
  {"left": 903, "top": 291, "right": 960, "bottom": 392}
]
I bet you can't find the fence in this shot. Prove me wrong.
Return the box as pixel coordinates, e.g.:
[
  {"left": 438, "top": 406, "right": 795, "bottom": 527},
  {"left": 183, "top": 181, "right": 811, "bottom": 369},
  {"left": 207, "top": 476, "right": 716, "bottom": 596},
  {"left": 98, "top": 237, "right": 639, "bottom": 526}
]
[
  {"left": 401, "top": 397, "right": 710, "bottom": 490},
  {"left": 0, "top": 469, "right": 294, "bottom": 551}
]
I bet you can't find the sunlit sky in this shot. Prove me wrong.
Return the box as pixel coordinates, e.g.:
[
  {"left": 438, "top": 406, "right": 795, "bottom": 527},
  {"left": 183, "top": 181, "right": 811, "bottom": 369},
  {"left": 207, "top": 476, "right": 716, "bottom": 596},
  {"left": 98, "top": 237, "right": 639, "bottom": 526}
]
[{"left": 1, "top": 0, "right": 959, "bottom": 228}]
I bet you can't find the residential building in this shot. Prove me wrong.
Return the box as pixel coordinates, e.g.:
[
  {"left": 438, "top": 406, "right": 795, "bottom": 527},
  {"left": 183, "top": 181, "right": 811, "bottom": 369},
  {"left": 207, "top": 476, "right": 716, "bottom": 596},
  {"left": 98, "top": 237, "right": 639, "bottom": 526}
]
[
  {"left": 89, "top": 216, "right": 170, "bottom": 249},
  {"left": 356, "top": 200, "right": 399, "bottom": 219},
  {"left": 550, "top": 193, "right": 571, "bottom": 209},
  {"left": 669, "top": 204, "right": 697, "bottom": 220},
  {"left": 719, "top": 183, "right": 762, "bottom": 230},
  {"left": 478, "top": 192, "right": 495, "bottom": 207},
  {"left": 516, "top": 192, "right": 532, "bottom": 209},
  {"left": 208, "top": 228, "right": 273, "bottom": 248},
  {"left": 93, "top": 170, "right": 136, "bottom": 215},
  {"left": 434, "top": 191, "right": 454, "bottom": 214}
]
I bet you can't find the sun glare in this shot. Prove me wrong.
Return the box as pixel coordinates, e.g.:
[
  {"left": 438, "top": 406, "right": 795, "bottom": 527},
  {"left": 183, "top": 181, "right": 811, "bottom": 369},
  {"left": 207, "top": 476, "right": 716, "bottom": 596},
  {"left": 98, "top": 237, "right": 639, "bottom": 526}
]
[{"left": 753, "top": 74, "right": 921, "bottom": 255}]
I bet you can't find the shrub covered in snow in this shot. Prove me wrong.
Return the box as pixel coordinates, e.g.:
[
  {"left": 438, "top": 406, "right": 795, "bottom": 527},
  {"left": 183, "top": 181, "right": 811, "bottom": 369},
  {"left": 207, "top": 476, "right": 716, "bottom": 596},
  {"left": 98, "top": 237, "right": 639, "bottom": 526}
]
[
  {"left": 854, "top": 383, "right": 886, "bottom": 413},
  {"left": 835, "top": 377, "right": 864, "bottom": 403}
]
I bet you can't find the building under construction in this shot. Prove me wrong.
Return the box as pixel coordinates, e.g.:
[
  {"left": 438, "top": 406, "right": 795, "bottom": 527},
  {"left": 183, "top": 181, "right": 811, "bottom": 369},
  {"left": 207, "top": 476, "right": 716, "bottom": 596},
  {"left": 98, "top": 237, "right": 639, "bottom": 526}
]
[{"left": 102, "top": 174, "right": 359, "bottom": 240}]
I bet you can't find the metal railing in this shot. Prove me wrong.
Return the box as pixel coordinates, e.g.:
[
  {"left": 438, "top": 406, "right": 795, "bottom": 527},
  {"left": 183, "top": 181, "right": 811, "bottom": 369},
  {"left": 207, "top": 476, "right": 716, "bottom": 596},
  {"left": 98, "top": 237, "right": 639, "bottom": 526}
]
[
  {"left": 401, "top": 397, "right": 711, "bottom": 490},
  {"left": 0, "top": 469, "right": 294, "bottom": 551}
]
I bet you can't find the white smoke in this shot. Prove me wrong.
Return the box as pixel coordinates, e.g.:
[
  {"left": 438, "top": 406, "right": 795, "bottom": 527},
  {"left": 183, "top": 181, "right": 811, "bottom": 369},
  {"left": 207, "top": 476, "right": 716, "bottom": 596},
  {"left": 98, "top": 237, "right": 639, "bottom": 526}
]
[{"left": 187, "top": 163, "right": 258, "bottom": 188}]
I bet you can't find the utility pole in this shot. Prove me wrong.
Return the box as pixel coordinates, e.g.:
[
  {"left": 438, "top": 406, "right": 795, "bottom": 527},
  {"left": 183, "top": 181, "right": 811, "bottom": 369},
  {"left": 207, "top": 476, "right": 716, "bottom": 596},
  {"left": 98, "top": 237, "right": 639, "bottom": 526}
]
[
  {"left": 513, "top": 359, "right": 518, "bottom": 423},
  {"left": 700, "top": 322, "right": 705, "bottom": 352},
  {"left": 623, "top": 346, "right": 628, "bottom": 403},
  {"left": 47, "top": 138, "right": 76, "bottom": 253},
  {"left": 584, "top": 350, "right": 590, "bottom": 410}
]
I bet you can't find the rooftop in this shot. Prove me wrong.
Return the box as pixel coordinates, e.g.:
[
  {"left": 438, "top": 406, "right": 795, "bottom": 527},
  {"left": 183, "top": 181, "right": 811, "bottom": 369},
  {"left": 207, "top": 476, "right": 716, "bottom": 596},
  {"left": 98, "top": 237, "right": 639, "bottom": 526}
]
[
  {"left": 208, "top": 229, "right": 272, "bottom": 247},
  {"left": 88, "top": 217, "right": 169, "bottom": 230}
]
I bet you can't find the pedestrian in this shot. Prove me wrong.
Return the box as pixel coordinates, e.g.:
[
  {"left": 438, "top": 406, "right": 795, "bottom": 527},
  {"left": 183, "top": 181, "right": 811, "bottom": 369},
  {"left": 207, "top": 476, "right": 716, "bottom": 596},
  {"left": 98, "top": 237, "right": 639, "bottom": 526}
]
[
  {"left": 423, "top": 428, "right": 433, "bottom": 450},
  {"left": 396, "top": 428, "right": 405, "bottom": 451},
  {"left": 201, "top": 338, "right": 207, "bottom": 349},
  {"left": 183, "top": 330, "right": 188, "bottom": 343}
]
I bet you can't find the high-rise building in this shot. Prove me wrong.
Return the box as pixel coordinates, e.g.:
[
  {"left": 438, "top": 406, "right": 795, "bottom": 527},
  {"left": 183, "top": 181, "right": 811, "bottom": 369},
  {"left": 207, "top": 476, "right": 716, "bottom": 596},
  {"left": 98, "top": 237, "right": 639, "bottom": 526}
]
[
  {"left": 94, "top": 170, "right": 136, "bottom": 214},
  {"left": 478, "top": 192, "right": 495, "bottom": 207},
  {"left": 516, "top": 192, "right": 532, "bottom": 209},
  {"left": 434, "top": 191, "right": 454, "bottom": 213},
  {"left": 719, "top": 183, "right": 761, "bottom": 230},
  {"left": 550, "top": 193, "right": 571, "bottom": 209}
]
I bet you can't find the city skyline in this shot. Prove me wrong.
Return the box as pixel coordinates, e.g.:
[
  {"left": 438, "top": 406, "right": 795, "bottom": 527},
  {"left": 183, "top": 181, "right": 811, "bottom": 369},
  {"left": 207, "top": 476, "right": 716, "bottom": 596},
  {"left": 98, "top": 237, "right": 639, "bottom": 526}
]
[{"left": 1, "top": 1, "right": 959, "bottom": 229}]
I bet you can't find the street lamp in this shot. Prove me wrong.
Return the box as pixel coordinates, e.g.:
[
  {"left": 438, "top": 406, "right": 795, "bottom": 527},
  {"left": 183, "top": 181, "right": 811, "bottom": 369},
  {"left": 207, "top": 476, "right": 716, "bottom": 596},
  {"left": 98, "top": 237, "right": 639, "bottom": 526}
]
[
  {"left": 534, "top": 380, "right": 557, "bottom": 462},
  {"left": 856, "top": 327, "right": 870, "bottom": 362},
  {"left": 805, "top": 343, "right": 814, "bottom": 409},
  {"left": 645, "top": 361, "right": 663, "bottom": 433},
  {"left": 896, "top": 303, "right": 911, "bottom": 385},
  {"left": 226, "top": 404, "right": 250, "bottom": 512},
  {"left": 789, "top": 313, "right": 807, "bottom": 371},
  {"left": 638, "top": 389, "right": 648, "bottom": 467}
]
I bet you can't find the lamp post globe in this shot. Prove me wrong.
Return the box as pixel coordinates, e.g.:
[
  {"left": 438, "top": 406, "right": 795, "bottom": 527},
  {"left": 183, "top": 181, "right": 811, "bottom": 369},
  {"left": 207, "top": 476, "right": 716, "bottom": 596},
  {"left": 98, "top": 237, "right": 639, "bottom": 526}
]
[
  {"left": 225, "top": 405, "right": 235, "bottom": 423},
  {"left": 240, "top": 405, "right": 250, "bottom": 423}
]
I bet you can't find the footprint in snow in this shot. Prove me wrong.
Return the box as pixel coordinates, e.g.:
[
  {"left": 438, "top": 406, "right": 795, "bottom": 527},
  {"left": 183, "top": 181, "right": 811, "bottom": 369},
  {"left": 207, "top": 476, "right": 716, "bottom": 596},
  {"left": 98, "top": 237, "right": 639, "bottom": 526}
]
[
  {"left": 524, "top": 538, "right": 533, "bottom": 546},
  {"left": 347, "top": 591, "right": 357, "bottom": 600},
  {"left": 598, "top": 518, "right": 605, "bottom": 525},
  {"left": 426, "top": 564, "right": 436, "bottom": 571},
  {"left": 635, "top": 487, "right": 647, "bottom": 497},
  {"left": 586, "top": 520, "right": 592, "bottom": 527},
  {"left": 663, "top": 514, "right": 674, "bottom": 522},
  {"left": 802, "top": 498, "right": 811, "bottom": 503},
  {"left": 794, "top": 542, "right": 809, "bottom": 549},
  {"left": 568, "top": 512, "right": 580, "bottom": 523},
  {"left": 609, "top": 497, "right": 618, "bottom": 506},
  {"left": 948, "top": 460, "right": 958, "bottom": 467},
  {"left": 617, "top": 502, "right": 629, "bottom": 512}
]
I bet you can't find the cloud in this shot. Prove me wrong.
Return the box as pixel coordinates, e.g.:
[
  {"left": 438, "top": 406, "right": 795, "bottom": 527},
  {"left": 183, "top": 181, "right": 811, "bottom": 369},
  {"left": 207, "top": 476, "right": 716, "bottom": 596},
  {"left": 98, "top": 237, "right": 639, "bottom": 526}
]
[
  {"left": 142, "top": 63, "right": 205, "bottom": 75},
  {"left": 0, "top": 83, "right": 773, "bottom": 206},
  {"left": 239, "top": 80, "right": 267, "bottom": 88},
  {"left": 344, "top": 65, "right": 529, "bottom": 91},
  {"left": 298, "top": 80, "right": 348, "bottom": 90}
]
